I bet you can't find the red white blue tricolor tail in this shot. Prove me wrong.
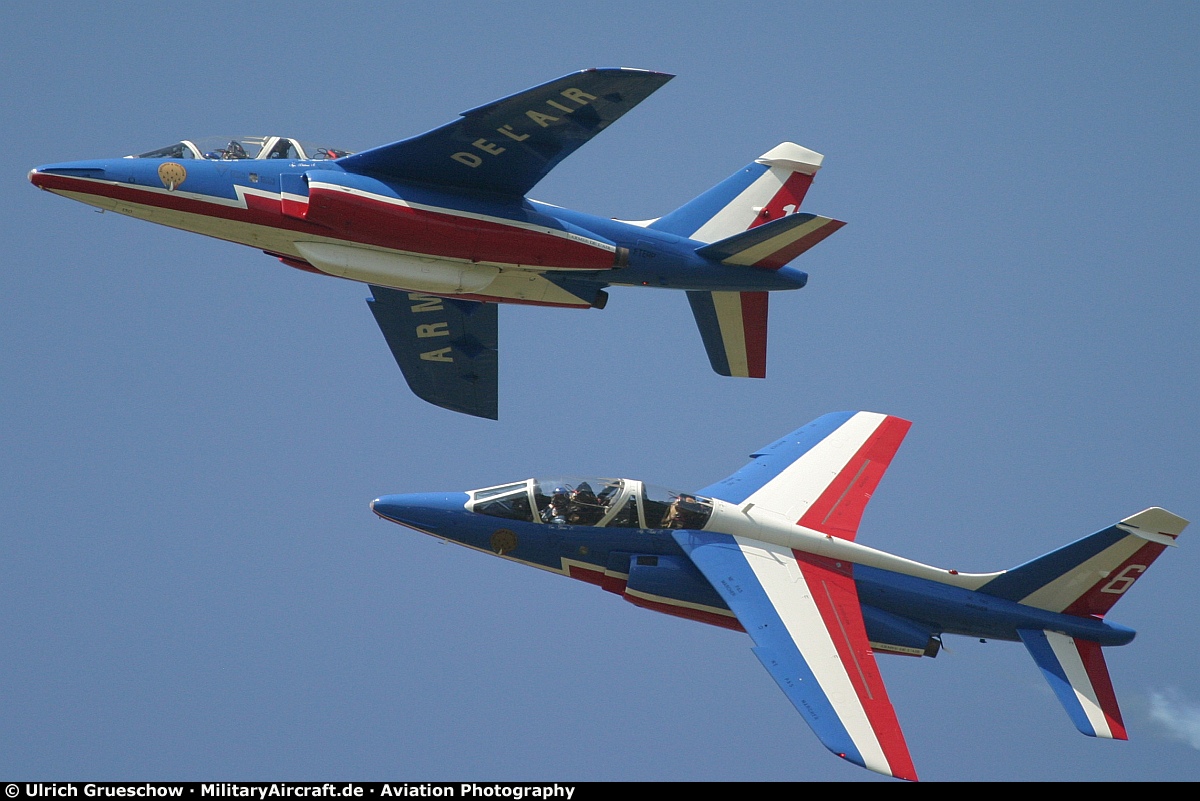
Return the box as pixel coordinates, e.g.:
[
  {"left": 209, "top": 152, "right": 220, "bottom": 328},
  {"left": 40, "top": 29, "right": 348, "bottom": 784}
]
[{"left": 686, "top": 290, "right": 768, "bottom": 377}]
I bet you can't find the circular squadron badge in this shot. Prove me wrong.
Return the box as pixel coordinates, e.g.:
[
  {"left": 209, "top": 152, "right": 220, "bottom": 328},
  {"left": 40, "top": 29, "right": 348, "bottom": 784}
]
[
  {"left": 490, "top": 529, "right": 517, "bottom": 556},
  {"left": 158, "top": 162, "right": 187, "bottom": 191}
]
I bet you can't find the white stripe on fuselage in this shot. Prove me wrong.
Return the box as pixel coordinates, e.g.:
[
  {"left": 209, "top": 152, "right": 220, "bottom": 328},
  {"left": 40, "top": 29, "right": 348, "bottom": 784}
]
[{"left": 47, "top": 173, "right": 615, "bottom": 259}]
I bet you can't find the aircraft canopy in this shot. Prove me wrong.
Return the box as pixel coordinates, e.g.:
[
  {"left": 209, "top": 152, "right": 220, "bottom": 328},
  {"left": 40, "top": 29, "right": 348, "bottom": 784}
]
[
  {"left": 129, "top": 136, "right": 352, "bottom": 161},
  {"left": 468, "top": 477, "right": 714, "bottom": 530}
]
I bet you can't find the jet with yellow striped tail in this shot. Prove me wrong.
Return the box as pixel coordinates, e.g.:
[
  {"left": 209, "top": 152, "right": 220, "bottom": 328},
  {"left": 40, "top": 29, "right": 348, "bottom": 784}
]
[
  {"left": 29, "top": 69, "right": 843, "bottom": 418},
  {"left": 371, "top": 411, "right": 1187, "bottom": 779}
]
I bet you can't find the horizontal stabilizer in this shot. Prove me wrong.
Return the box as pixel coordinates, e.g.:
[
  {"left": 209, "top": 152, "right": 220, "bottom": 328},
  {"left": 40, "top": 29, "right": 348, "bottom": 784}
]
[
  {"left": 695, "top": 212, "right": 845, "bottom": 270},
  {"left": 1018, "top": 629, "right": 1127, "bottom": 739},
  {"left": 338, "top": 68, "right": 672, "bottom": 197},
  {"left": 366, "top": 287, "right": 498, "bottom": 419},
  {"left": 686, "top": 290, "right": 767, "bottom": 378}
]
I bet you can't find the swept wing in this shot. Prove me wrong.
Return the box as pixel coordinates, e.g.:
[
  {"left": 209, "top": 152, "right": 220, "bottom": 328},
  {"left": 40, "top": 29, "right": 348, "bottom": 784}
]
[
  {"left": 674, "top": 530, "right": 918, "bottom": 780},
  {"left": 366, "top": 287, "right": 498, "bottom": 419},
  {"left": 677, "top": 411, "right": 918, "bottom": 779},
  {"left": 338, "top": 68, "right": 673, "bottom": 196}
]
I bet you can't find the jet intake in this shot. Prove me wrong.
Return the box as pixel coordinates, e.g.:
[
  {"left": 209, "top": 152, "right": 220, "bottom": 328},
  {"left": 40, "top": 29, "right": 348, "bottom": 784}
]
[
  {"left": 861, "top": 604, "right": 940, "bottom": 658},
  {"left": 619, "top": 553, "right": 740, "bottom": 630}
]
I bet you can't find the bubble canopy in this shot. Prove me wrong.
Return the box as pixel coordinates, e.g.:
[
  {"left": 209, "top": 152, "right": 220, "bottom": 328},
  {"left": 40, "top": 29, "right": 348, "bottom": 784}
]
[
  {"left": 468, "top": 477, "right": 715, "bottom": 530},
  {"left": 129, "top": 136, "right": 352, "bottom": 161}
]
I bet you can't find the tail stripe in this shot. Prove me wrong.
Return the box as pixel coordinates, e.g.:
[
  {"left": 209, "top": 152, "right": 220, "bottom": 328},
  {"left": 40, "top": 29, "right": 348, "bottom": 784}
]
[
  {"left": 982, "top": 524, "right": 1171, "bottom": 615},
  {"left": 649, "top": 164, "right": 770, "bottom": 240},
  {"left": 977, "top": 526, "right": 1131, "bottom": 607},
  {"left": 690, "top": 166, "right": 803, "bottom": 243},
  {"left": 649, "top": 142, "right": 828, "bottom": 244},
  {"left": 697, "top": 213, "right": 845, "bottom": 270},
  {"left": 1075, "top": 638, "right": 1128, "bottom": 739},
  {"left": 686, "top": 290, "right": 768, "bottom": 377},
  {"left": 746, "top": 170, "right": 818, "bottom": 230},
  {"left": 1017, "top": 535, "right": 1155, "bottom": 614},
  {"left": 1060, "top": 540, "right": 1167, "bottom": 617}
]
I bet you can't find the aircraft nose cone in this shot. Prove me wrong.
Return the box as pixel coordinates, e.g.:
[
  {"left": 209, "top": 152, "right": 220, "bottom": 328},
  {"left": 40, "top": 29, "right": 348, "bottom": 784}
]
[
  {"left": 370, "top": 495, "right": 409, "bottom": 522},
  {"left": 28, "top": 166, "right": 52, "bottom": 189},
  {"left": 29, "top": 160, "right": 110, "bottom": 188},
  {"left": 371, "top": 492, "right": 469, "bottom": 533}
]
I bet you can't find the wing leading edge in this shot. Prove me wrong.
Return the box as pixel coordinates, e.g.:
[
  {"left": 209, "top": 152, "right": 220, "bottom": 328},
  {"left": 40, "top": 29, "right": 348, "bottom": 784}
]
[
  {"left": 338, "top": 68, "right": 673, "bottom": 197},
  {"left": 674, "top": 530, "right": 918, "bottom": 781}
]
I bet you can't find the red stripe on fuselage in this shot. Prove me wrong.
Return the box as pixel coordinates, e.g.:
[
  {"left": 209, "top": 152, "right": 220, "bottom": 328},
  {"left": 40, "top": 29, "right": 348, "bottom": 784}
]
[
  {"left": 576, "top": 565, "right": 744, "bottom": 631},
  {"left": 34, "top": 173, "right": 614, "bottom": 272},
  {"left": 305, "top": 184, "right": 615, "bottom": 270},
  {"left": 35, "top": 172, "right": 315, "bottom": 235},
  {"left": 566, "top": 563, "right": 607, "bottom": 586},
  {"left": 623, "top": 592, "right": 745, "bottom": 631}
]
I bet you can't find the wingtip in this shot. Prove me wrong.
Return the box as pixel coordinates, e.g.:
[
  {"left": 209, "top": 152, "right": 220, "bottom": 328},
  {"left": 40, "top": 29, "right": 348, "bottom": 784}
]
[
  {"left": 836, "top": 751, "right": 919, "bottom": 782},
  {"left": 581, "top": 66, "right": 676, "bottom": 82}
]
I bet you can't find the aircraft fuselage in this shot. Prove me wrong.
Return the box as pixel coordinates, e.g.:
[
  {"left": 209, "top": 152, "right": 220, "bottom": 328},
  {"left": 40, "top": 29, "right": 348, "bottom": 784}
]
[
  {"left": 370, "top": 490, "right": 1136, "bottom": 655},
  {"left": 29, "top": 155, "right": 808, "bottom": 308}
]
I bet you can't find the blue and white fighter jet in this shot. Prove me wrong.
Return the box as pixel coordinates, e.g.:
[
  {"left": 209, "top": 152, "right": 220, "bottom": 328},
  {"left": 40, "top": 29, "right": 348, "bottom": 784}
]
[
  {"left": 29, "top": 68, "right": 844, "bottom": 418},
  {"left": 371, "top": 411, "right": 1187, "bottom": 780}
]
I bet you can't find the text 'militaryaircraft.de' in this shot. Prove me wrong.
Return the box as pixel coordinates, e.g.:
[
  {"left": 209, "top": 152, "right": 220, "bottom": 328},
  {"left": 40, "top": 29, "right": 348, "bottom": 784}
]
[
  {"left": 29, "top": 68, "right": 846, "bottom": 419},
  {"left": 371, "top": 411, "right": 1186, "bottom": 780}
]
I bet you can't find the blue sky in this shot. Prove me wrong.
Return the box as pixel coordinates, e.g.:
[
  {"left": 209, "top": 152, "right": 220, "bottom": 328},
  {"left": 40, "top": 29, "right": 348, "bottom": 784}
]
[{"left": 3, "top": 1, "right": 1198, "bottom": 782}]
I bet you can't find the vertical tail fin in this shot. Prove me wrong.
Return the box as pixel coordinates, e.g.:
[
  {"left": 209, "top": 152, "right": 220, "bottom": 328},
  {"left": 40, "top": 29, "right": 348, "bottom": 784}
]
[
  {"left": 649, "top": 143, "right": 827, "bottom": 243},
  {"left": 977, "top": 507, "right": 1187, "bottom": 616}
]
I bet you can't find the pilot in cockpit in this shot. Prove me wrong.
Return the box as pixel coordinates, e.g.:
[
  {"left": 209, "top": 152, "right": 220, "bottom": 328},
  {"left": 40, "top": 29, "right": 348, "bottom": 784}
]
[
  {"left": 660, "top": 494, "right": 705, "bottom": 529},
  {"left": 266, "top": 139, "right": 297, "bottom": 160},
  {"left": 541, "top": 487, "right": 571, "bottom": 524},
  {"left": 567, "top": 482, "right": 605, "bottom": 526}
]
